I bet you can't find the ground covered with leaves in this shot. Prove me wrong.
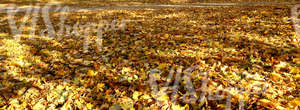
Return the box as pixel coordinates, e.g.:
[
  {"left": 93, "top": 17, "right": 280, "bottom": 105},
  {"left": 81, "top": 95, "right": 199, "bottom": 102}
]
[
  {"left": 0, "top": 0, "right": 298, "bottom": 7},
  {"left": 0, "top": 4, "right": 300, "bottom": 110}
]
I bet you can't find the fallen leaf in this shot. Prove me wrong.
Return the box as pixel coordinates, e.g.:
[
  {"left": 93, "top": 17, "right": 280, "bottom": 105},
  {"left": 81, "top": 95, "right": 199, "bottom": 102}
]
[
  {"left": 294, "top": 74, "right": 300, "bottom": 81},
  {"left": 271, "top": 72, "right": 282, "bottom": 81},
  {"left": 87, "top": 69, "right": 97, "bottom": 77},
  {"left": 163, "top": 34, "right": 169, "bottom": 39},
  {"left": 56, "top": 69, "right": 67, "bottom": 76},
  {"left": 132, "top": 91, "right": 140, "bottom": 100}
]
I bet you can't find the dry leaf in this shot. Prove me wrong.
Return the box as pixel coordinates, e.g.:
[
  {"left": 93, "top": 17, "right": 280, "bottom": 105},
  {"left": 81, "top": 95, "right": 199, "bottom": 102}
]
[{"left": 87, "top": 69, "right": 97, "bottom": 77}]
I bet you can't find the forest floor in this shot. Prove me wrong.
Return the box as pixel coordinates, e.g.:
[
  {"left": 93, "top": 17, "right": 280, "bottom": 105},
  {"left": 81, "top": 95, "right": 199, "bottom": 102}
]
[{"left": 0, "top": 2, "right": 300, "bottom": 110}]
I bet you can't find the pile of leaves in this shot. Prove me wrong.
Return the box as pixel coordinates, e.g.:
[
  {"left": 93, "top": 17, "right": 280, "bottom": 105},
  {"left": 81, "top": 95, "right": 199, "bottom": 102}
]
[{"left": 0, "top": 4, "right": 299, "bottom": 109}]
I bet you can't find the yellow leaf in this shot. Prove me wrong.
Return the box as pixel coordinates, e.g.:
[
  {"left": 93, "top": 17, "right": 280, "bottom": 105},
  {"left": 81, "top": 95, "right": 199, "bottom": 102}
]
[
  {"left": 11, "top": 60, "right": 25, "bottom": 67},
  {"left": 87, "top": 69, "right": 97, "bottom": 77},
  {"left": 142, "top": 94, "right": 151, "bottom": 100},
  {"left": 271, "top": 72, "right": 282, "bottom": 81},
  {"left": 157, "top": 95, "right": 169, "bottom": 102},
  {"left": 290, "top": 67, "right": 300, "bottom": 74},
  {"left": 184, "top": 104, "right": 190, "bottom": 110},
  {"left": 18, "top": 55, "right": 24, "bottom": 59},
  {"left": 275, "top": 62, "right": 287, "bottom": 69},
  {"left": 283, "top": 17, "right": 289, "bottom": 20},
  {"left": 130, "top": 56, "right": 137, "bottom": 61},
  {"left": 86, "top": 103, "right": 93, "bottom": 109},
  {"left": 294, "top": 74, "right": 300, "bottom": 81},
  {"left": 97, "top": 83, "right": 105, "bottom": 88},
  {"left": 171, "top": 104, "right": 182, "bottom": 110},
  {"left": 163, "top": 34, "right": 169, "bottom": 39},
  {"left": 132, "top": 91, "right": 140, "bottom": 100},
  {"left": 258, "top": 99, "right": 274, "bottom": 107},
  {"left": 145, "top": 51, "right": 151, "bottom": 55},
  {"left": 276, "top": 105, "right": 285, "bottom": 110},
  {"left": 241, "top": 15, "right": 248, "bottom": 19},
  {"left": 291, "top": 97, "right": 300, "bottom": 106},
  {"left": 0, "top": 33, "right": 8, "bottom": 37},
  {"left": 293, "top": 58, "right": 300, "bottom": 63},
  {"left": 32, "top": 101, "right": 45, "bottom": 110},
  {"left": 56, "top": 85, "right": 64, "bottom": 90},
  {"left": 121, "top": 67, "right": 131, "bottom": 74},
  {"left": 97, "top": 83, "right": 105, "bottom": 92},
  {"left": 157, "top": 63, "right": 168, "bottom": 70},
  {"left": 61, "top": 101, "right": 72, "bottom": 110},
  {"left": 0, "top": 105, "right": 7, "bottom": 109},
  {"left": 73, "top": 59, "right": 83, "bottom": 64},
  {"left": 75, "top": 100, "right": 82, "bottom": 107}
]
